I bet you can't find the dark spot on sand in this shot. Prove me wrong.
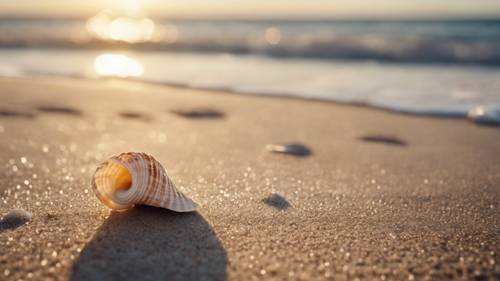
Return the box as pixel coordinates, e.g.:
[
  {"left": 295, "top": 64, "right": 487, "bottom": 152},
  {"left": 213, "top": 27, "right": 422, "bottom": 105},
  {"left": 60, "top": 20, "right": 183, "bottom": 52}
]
[
  {"left": 359, "top": 135, "right": 407, "bottom": 146},
  {"left": 263, "top": 194, "right": 291, "bottom": 210},
  {"left": 119, "top": 111, "right": 143, "bottom": 119},
  {"left": 44, "top": 213, "right": 58, "bottom": 221},
  {"left": 36, "top": 106, "right": 82, "bottom": 116},
  {"left": 0, "top": 110, "right": 35, "bottom": 119},
  {"left": 118, "top": 111, "right": 149, "bottom": 121},
  {"left": 0, "top": 208, "right": 32, "bottom": 231},
  {"left": 171, "top": 108, "right": 225, "bottom": 119},
  {"left": 266, "top": 143, "right": 312, "bottom": 157}
]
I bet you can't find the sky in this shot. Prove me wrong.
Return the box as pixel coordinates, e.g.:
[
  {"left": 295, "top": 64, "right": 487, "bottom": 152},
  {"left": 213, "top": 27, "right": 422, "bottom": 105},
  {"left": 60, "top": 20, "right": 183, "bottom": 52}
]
[{"left": 1, "top": 0, "right": 500, "bottom": 19}]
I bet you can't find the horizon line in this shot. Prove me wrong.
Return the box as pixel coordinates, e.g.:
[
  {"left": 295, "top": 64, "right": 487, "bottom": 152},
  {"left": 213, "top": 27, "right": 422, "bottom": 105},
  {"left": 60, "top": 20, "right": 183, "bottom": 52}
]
[{"left": 1, "top": 14, "right": 500, "bottom": 21}]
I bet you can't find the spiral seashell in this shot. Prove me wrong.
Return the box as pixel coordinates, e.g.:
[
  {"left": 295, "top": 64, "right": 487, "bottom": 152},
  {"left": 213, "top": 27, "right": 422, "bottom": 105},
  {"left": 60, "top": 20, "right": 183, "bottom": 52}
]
[{"left": 92, "top": 152, "right": 199, "bottom": 212}]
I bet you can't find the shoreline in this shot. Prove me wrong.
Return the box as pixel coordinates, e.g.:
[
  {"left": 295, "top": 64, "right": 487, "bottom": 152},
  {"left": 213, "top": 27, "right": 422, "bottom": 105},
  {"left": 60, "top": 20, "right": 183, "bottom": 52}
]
[{"left": 2, "top": 75, "right": 496, "bottom": 123}]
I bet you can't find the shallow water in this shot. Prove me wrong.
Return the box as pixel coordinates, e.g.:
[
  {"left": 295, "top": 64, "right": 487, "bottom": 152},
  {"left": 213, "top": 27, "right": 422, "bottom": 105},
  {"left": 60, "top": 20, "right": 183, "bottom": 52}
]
[{"left": 1, "top": 49, "right": 499, "bottom": 121}]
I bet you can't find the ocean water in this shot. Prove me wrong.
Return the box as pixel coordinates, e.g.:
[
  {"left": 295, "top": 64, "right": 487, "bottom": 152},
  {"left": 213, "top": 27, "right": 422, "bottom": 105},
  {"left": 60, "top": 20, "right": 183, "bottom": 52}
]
[{"left": 0, "top": 18, "right": 499, "bottom": 121}]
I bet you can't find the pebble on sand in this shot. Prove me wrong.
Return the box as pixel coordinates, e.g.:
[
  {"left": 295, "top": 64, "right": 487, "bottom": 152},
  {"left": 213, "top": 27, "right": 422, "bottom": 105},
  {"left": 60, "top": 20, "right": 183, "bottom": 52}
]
[
  {"left": 0, "top": 208, "right": 32, "bottom": 229},
  {"left": 266, "top": 143, "right": 311, "bottom": 156},
  {"left": 467, "top": 105, "right": 500, "bottom": 126},
  {"left": 262, "top": 194, "right": 291, "bottom": 210}
]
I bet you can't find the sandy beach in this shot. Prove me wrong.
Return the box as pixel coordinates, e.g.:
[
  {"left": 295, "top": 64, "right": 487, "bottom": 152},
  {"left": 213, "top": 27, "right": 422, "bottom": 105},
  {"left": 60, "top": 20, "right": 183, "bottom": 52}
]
[{"left": 0, "top": 77, "right": 499, "bottom": 281}]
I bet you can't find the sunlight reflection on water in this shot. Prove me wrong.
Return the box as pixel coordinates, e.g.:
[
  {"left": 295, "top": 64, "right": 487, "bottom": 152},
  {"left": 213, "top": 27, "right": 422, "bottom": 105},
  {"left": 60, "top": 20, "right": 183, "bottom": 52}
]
[
  {"left": 94, "top": 54, "right": 144, "bottom": 78},
  {"left": 86, "top": 12, "right": 155, "bottom": 43}
]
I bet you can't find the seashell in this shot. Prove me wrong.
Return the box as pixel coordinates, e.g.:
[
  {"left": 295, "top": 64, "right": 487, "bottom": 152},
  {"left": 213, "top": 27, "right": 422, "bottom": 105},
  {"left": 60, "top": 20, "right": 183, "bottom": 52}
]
[
  {"left": 266, "top": 143, "right": 311, "bottom": 156},
  {"left": 467, "top": 105, "right": 500, "bottom": 126},
  {"left": 92, "top": 152, "right": 199, "bottom": 212}
]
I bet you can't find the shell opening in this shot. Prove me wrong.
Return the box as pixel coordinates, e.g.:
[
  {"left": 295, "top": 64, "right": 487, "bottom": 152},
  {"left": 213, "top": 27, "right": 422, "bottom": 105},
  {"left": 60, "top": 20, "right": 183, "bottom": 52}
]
[
  {"left": 92, "top": 161, "right": 134, "bottom": 210},
  {"left": 112, "top": 163, "right": 132, "bottom": 191},
  {"left": 94, "top": 161, "right": 133, "bottom": 193}
]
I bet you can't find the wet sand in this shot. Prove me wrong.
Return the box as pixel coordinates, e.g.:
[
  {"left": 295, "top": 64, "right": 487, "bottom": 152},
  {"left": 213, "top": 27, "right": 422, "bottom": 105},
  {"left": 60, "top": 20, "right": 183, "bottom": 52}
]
[{"left": 0, "top": 77, "right": 499, "bottom": 281}]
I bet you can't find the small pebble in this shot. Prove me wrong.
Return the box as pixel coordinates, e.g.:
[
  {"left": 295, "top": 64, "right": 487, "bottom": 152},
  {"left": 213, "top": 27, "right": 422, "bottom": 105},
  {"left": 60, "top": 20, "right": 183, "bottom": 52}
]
[
  {"left": 266, "top": 143, "right": 311, "bottom": 156},
  {"left": 0, "top": 208, "right": 32, "bottom": 229},
  {"left": 467, "top": 105, "right": 500, "bottom": 125},
  {"left": 262, "top": 193, "right": 291, "bottom": 210}
]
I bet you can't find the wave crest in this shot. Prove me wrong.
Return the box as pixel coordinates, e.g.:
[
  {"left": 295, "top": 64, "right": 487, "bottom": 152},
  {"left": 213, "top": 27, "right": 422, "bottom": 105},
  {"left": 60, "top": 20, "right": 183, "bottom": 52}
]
[{"left": 1, "top": 19, "right": 500, "bottom": 64}]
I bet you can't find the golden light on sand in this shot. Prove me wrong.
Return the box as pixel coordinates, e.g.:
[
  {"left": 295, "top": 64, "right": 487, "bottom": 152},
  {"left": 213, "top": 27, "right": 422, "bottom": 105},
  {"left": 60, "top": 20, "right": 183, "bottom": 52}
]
[
  {"left": 86, "top": 12, "right": 155, "bottom": 43},
  {"left": 94, "top": 54, "right": 144, "bottom": 78}
]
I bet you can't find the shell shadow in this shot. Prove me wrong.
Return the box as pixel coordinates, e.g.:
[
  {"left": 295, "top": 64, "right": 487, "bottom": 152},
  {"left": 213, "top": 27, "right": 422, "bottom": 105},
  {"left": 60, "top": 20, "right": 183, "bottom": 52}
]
[
  {"left": 359, "top": 135, "right": 407, "bottom": 146},
  {"left": 262, "top": 194, "right": 291, "bottom": 210},
  {"left": 70, "top": 206, "right": 227, "bottom": 281}
]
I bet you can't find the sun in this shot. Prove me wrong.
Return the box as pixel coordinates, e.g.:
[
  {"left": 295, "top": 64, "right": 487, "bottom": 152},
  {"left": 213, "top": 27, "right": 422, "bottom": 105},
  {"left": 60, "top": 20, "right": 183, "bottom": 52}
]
[
  {"left": 86, "top": 13, "right": 155, "bottom": 43},
  {"left": 85, "top": 0, "right": 157, "bottom": 43}
]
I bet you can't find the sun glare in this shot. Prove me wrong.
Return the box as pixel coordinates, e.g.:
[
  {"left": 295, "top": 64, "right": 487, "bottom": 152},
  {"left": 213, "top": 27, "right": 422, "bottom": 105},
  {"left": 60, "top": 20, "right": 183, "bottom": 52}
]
[
  {"left": 121, "top": 0, "right": 143, "bottom": 16},
  {"left": 86, "top": 12, "right": 155, "bottom": 43},
  {"left": 94, "top": 54, "right": 144, "bottom": 78},
  {"left": 264, "top": 27, "right": 281, "bottom": 45}
]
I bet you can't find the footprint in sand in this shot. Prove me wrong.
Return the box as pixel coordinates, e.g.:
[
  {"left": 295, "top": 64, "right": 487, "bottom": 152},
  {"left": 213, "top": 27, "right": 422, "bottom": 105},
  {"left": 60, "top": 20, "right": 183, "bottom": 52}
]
[
  {"left": 359, "top": 135, "right": 407, "bottom": 146},
  {"left": 36, "top": 106, "right": 82, "bottom": 116},
  {"left": 0, "top": 110, "right": 35, "bottom": 119},
  {"left": 171, "top": 108, "right": 225, "bottom": 119},
  {"left": 118, "top": 111, "right": 150, "bottom": 121}
]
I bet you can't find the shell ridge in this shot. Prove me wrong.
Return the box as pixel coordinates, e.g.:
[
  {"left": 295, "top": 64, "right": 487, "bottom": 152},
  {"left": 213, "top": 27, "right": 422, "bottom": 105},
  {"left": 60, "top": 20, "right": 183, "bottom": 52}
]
[
  {"left": 136, "top": 155, "right": 149, "bottom": 205},
  {"left": 148, "top": 154, "right": 162, "bottom": 206},
  {"left": 164, "top": 172, "right": 176, "bottom": 209},
  {"left": 138, "top": 153, "right": 158, "bottom": 207},
  {"left": 159, "top": 170, "right": 169, "bottom": 207},
  {"left": 145, "top": 154, "right": 159, "bottom": 206},
  {"left": 156, "top": 164, "right": 167, "bottom": 207}
]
